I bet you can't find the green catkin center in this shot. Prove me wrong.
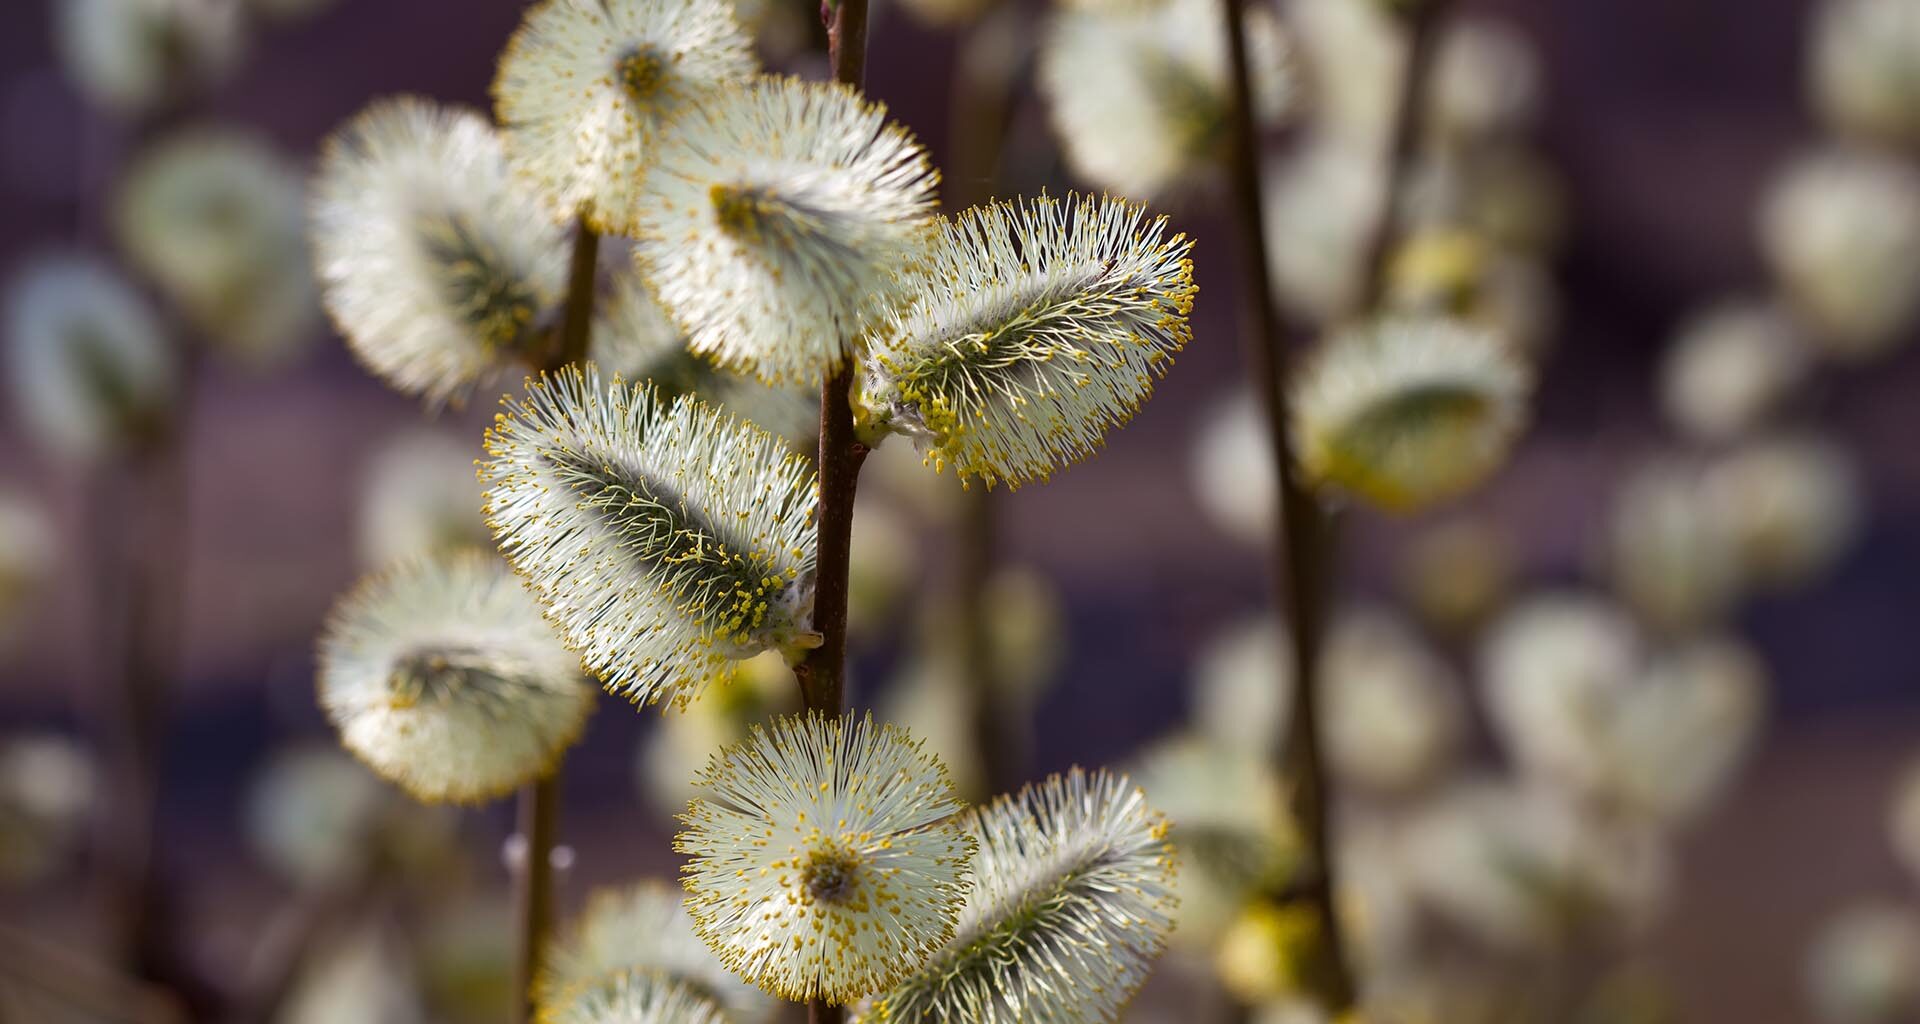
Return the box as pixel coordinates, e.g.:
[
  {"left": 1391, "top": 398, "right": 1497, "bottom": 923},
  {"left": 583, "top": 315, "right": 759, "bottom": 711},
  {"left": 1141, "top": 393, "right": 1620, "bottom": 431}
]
[
  {"left": 386, "top": 646, "right": 527, "bottom": 716},
  {"left": 416, "top": 212, "right": 541, "bottom": 351},
  {"left": 1138, "top": 49, "right": 1228, "bottom": 159},
  {"left": 542, "top": 448, "right": 796, "bottom": 648},
  {"left": 69, "top": 321, "right": 153, "bottom": 432},
  {"left": 802, "top": 848, "right": 863, "bottom": 905},
  {"left": 618, "top": 46, "right": 669, "bottom": 103},
  {"left": 708, "top": 183, "right": 860, "bottom": 265}
]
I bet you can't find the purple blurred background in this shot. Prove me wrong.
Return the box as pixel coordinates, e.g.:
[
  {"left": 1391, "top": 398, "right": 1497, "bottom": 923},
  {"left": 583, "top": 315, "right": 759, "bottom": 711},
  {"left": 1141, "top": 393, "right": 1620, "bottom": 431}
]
[{"left": 2, "top": 1, "right": 1919, "bottom": 1021}]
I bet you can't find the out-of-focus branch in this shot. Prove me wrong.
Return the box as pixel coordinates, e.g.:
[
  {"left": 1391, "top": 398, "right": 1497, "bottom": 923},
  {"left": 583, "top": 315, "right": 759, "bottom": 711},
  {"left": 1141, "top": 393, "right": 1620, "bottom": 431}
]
[
  {"left": 794, "top": 3, "right": 871, "bottom": 1022},
  {"left": 1216, "top": 0, "right": 1355, "bottom": 1011},
  {"left": 0, "top": 923, "right": 186, "bottom": 1024}
]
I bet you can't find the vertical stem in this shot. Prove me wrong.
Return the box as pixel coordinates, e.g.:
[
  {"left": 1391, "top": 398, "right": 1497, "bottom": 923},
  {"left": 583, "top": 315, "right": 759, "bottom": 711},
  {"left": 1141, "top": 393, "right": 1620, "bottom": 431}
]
[
  {"left": 956, "top": 486, "right": 1021, "bottom": 799},
  {"left": 1355, "top": 0, "right": 1454, "bottom": 315},
  {"left": 76, "top": 104, "right": 207, "bottom": 1013},
  {"left": 796, "top": 4, "right": 869, "bottom": 1023},
  {"left": 795, "top": 365, "right": 867, "bottom": 723},
  {"left": 88, "top": 353, "right": 204, "bottom": 1011},
  {"left": 1217, "top": 0, "right": 1355, "bottom": 1012},
  {"left": 516, "top": 213, "right": 598, "bottom": 1024},
  {"left": 945, "top": 3, "right": 1030, "bottom": 802},
  {"left": 512, "top": 775, "right": 559, "bottom": 1024},
  {"left": 551, "top": 218, "right": 601, "bottom": 371}
]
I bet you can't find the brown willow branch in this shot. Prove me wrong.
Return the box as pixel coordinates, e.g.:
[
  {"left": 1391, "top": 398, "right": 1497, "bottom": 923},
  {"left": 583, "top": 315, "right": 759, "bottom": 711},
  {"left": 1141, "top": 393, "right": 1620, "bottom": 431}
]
[
  {"left": 549, "top": 218, "right": 601, "bottom": 371},
  {"left": 1356, "top": 0, "right": 1455, "bottom": 314},
  {"left": 72, "top": 99, "right": 217, "bottom": 1017},
  {"left": 1216, "top": 0, "right": 1355, "bottom": 1012},
  {"left": 84, "top": 350, "right": 213, "bottom": 1017},
  {"left": 0, "top": 923, "right": 186, "bottom": 1024},
  {"left": 515, "top": 214, "right": 597, "bottom": 1024},
  {"left": 794, "top": 4, "right": 870, "bottom": 1023},
  {"left": 945, "top": 1, "right": 1033, "bottom": 803},
  {"left": 224, "top": 849, "right": 386, "bottom": 1024},
  {"left": 512, "top": 773, "right": 561, "bottom": 1024}
]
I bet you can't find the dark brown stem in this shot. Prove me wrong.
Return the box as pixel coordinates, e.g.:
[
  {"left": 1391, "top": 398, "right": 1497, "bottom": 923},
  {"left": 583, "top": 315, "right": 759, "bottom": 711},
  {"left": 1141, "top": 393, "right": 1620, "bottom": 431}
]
[
  {"left": 794, "top": 366, "right": 868, "bottom": 718},
  {"left": 956, "top": 486, "right": 1022, "bottom": 800},
  {"left": 85, "top": 347, "right": 205, "bottom": 1013},
  {"left": 225, "top": 852, "right": 386, "bottom": 1024},
  {"left": 1355, "top": 0, "right": 1454, "bottom": 315},
  {"left": 799, "top": 7, "right": 869, "bottom": 1023},
  {"left": 1218, "top": 0, "right": 1355, "bottom": 1012},
  {"left": 0, "top": 924, "right": 186, "bottom": 1024},
  {"left": 944, "top": 2, "right": 1029, "bottom": 213},
  {"left": 548, "top": 218, "right": 600, "bottom": 371},
  {"left": 945, "top": 3, "right": 1031, "bottom": 803},
  {"left": 512, "top": 215, "right": 597, "bottom": 1024},
  {"left": 824, "top": 0, "right": 869, "bottom": 85},
  {"left": 512, "top": 773, "right": 560, "bottom": 1024}
]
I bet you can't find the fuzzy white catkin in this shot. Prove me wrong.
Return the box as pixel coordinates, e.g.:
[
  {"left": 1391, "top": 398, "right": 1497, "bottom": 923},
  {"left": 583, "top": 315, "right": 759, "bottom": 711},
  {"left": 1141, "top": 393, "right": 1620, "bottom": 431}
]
[
  {"left": 1660, "top": 300, "right": 1810, "bottom": 442},
  {"left": 1398, "top": 515, "right": 1514, "bottom": 631},
  {"left": 1406, "top": 780, "right": 1670, "bottom": 950},
  {"left": 316, "top": 551, "right": 596, "bottom": 804},
  {"left": 1482, "top": 594, "right": 1765, "bottom": 827},
  {"left": 1705, "top": 434, "right": 1863, "bottom": 591},
  {"left": 1263, "top": 135, "right": 1385, "bottom": 322},
  {"left": 1321, "top": 608, "right": 1464, "bottom": 793},
  {"left": 861, "top": 193, "right": 1197, "bottom": 488},
  {"left": 857, "top": 768, "right": 1176, "bottom": 1024},
  {"left": 1892, "top": 758, "right": 1920, "bottom": 886},
  {"left": 1760, "top": 147, "right": 1920, "bottom": 359},
  {"left": 354, "top": 428, "right": 490, "bottom": 570},
  {"left": 0, "top": 734, "right": 94, "bottom": 884},
  {"left": 244, "top": 745, "right": 387, "bottom": 887},
  {"left": 1291, "top": 315, "right": 1532, "bottom": 511},
  {"left": 1481, "top": 592, "right": 1641, "bottom": 793},
  {"left": 549, "top": 973, "right": 728, "bottom": 1024},
  {"left": 535, "top": 883, "right": 770, "bottom": 1023},
  {"left": 677, "top": 713, "right": 971, "bottom": 1005},
  {"left": 1600, "top": 637, "right": 1767, "bottom": 826},
  {"left": 493, "top": 0, "right": 757, "bottom": 232},
  {"left": 279, "top": 924, "right": 425, "bottom": 1024},
  {"left": 1811, "top": 0, "right": 1920, "bottom": 148},
  {"left": 634, "top": 76, "right": 938, "bottom": 384},
  {"left": 1191, "top": 393, "right": 1278, "bottom": 548},
  {"left": 4, "top": 254, "right": 175, "bottom": 463},
  {"left": 480, "top": 366, "right": 818, "bottom": 709},
  {"left": 1192, "top": 609, "right": 1460, "bottom": 792},
  {"left": 1039, "top": 0, "right": 1295, "bottom": 199},
  {"left": 589, "top": 265, "right": 817, "bottom": 445},
  {"left": 1287, "top": 0, "right": 1539, "bottom": 146},
  {"left": 634, "top": 651, "right": 797, "bottom": 818},
  {"left": 1129, "top": 735, "right": 1293, "bottom": 948},
  {"left": 1808, "top": 903, "right": 1920, "bottom": 1023},
  {"left": 117, "top": 128, "right": 317, "bottom": 366},
  {"left": 0, "top": 493, "right": 55, "bottom": 652},
  {"left": 311, "top": 97, "right": 569, "bottom": 405},
  {"left": 1606, "top": 455, "right": 1743, "bottom": 630},
  {"left": 56, "top": 0, "right": 241, "bottom": 114}
]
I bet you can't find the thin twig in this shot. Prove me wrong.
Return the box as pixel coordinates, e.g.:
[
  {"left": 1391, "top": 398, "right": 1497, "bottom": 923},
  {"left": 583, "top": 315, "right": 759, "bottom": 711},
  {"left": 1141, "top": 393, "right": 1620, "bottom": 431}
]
[
  {"left": 945, "top": 2, "right": 1033, "bottom": 803},
  {"left": 794, "top": 4, "right": 870, "bottom": 1022},
  {"left": 224, "top": 851, "right": 386, "bottom": 1024},
  {"left": 1355, "top": 0, "right": 1455, "bottom": 315},
  {"left": 0, "top": 923, "right": 186, "bottom": 1024},
  {"left": 1216, "top": 0, "right": 1355, "bottom": 1011},
  {"left": 512, "top": 773, "right": 561, "bottom": 1024},
  {"left": 551, "top": 219, "right": 601, "bottom": 370},
  {"left": 88, "top": 351, "right": 211, "bottom": 1015},
  {"left": 514, "top": 213, "right": 598, "bottom": 1024}
]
